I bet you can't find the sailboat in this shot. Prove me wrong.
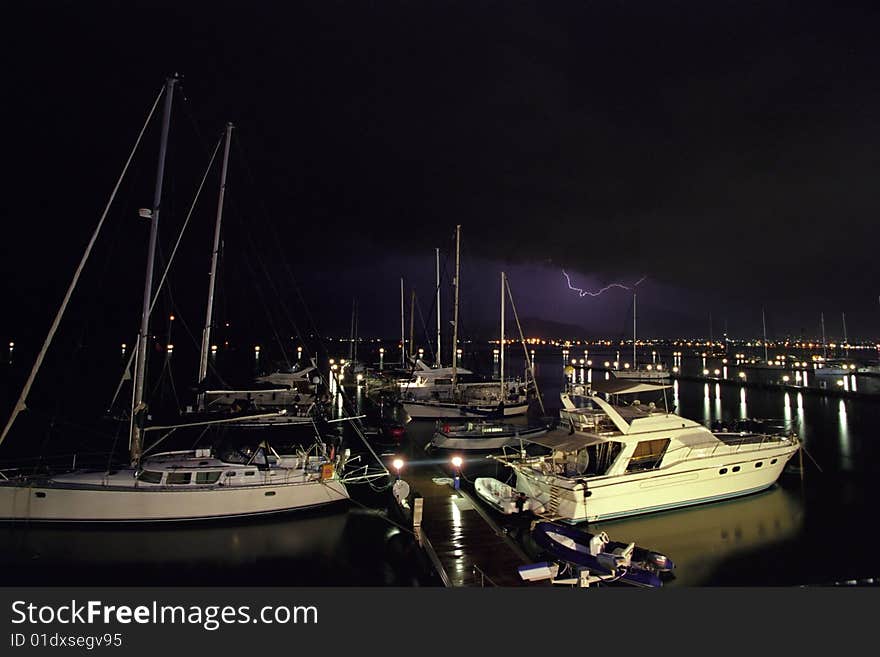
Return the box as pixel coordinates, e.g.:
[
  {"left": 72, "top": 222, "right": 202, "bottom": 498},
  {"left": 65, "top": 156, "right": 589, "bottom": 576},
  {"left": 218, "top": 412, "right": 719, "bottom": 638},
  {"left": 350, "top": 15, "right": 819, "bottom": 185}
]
[
  {"left": 401, "top": 228, "right": 534, "bottom": 419},
  {"left": 0, "top": 77, "right": 350, "bottom": 522},
  {"left": 183, "top": 123, "right": 319, "bottom": 427},
  {"left": 612, "top": 291, "right": 669, "bottom": 381}
]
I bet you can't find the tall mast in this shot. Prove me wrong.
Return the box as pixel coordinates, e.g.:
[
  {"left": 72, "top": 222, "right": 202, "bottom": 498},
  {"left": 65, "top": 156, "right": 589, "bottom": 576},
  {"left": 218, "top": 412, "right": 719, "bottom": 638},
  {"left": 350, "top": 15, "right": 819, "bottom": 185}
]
[
  {"left": 632, "top": 291, "right": 637, "bottom": 369},
  {"left": 409, "top": 289, "right": 416, "bottom": 360},
  {"left": 821, "top": 312, "right": 827, "bottom": 360},
  {"left": 500, "top": 271, "right": 506, "bottom": 402},
  {"left": 451, "top": 225, "right": 461, "bottom": 387},
  {"left": 400, "top": 277, "right": 405, "bottom": 368},
  {"left": 353, "top": 299, "right": 358, "bottom": 365},
  {"left": 842, "top": 312, "right": 848, "bottom": 356},
  {"left": 435, "top": 247, "right": 441, "bottom": 367},
  {"left": 348, "top": 297, "right": 356, "bottom": 363},
  {"left": 762, "top": 307, "right": 768, "bottom": 363},
  {"left": 131, "top": 75, "right": 177, "bottom": 466},
  {"left": 197, "top": 121, "right": 233, "bottom": 404}
]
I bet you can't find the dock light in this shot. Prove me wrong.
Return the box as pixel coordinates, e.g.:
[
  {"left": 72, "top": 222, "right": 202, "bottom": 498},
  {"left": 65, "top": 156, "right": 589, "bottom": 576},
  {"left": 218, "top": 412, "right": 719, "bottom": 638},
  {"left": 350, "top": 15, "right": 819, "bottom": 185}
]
[
  {"left": 613, "top": 361, "right": 619, "bottom": 369},
  {"left": 451, "top": 455, "right": 463, "bottom": 489},
  {"left": 169, "top": 314, "right": 175, "bottom": 321},
  {"left": 738, "top": 372, "right": 746, "bottom": 379},
  {"left": 783, "top": 375, "right": 790, "bottom": 383},
  {"left": 587, "top": 360, "right": 592, "bottom": 366},
  {"left": 9, "top": 342, "right": 14, "bottom": 348},
  {"left": 837, "top": 380, "right": 845, "bottom": 387},
  {"left": 340, "top": 359, "right": 346, "bottom": 365},
  {"left": 579, "top": 359, "right": 585, "bottom": 365},
  {"left": 392, "top": 458, "right": 404, "bottom": 478},
  {"left": 121, "top": 343, "right": 127, "bottom": 349},
  {"left": 672, "top": 366, "right": 679, "bottom": 373},
  {"left": 419, "top": 348, "right": 424, "bottom": 356},
  {"left": 849, "top": 364, "right": 856, "bottom": 370},
  {"left": 457, "top": 348, "right": 463, "bottom": 356},
  {"left": 722, "top": 358, "right": 727, "bottom": 364},
  {"left": 379, "top": 348, "right": 384, "bottom": 354},
  {"left": 329, "top": 358, "right": 335, "bottom": 364},
  {"left": 604, "top": 361, "right": 610, "bottom": 368},
  {"left": 703, "top": 369, "right": 710, "bottom": 376},
  {"left": 255, "top": 345, "right": 261, "bottom": 352},
  {"left": 356, "top": 373, "right": 363, "bottom": 383},
  {"left": 656, "top": 364, "right": 662, "bottom": 370},
  {"left": 571, "top": 359, "right": 578, "bottom": 365},
  {"left": 211, "top": 344, "right": 218, "bottom": 353},
  {"left": 713, "top": 369, "right": 720, "bottom": 376},
  {"left": 167, "top": 344, "right": 174, "bottom": 352},
  {"left": 624, "top": 362, "right": 630, "bottom": 369},
  {"left": 646, "top": 364, "right": 653, "bottom": 371},
  {"left": 331, "top": 364, "right": 338, "bottom": 371}
]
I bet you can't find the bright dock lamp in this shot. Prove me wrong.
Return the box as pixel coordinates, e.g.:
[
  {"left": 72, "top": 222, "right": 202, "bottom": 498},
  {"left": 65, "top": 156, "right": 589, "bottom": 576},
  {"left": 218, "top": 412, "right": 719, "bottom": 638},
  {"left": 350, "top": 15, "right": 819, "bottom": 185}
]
[
  {"left": 451, "top": 455, "right": 463, "bottom": 490},
  {"left": 392, "top": 458, "right": 404, "bottom": 478}
]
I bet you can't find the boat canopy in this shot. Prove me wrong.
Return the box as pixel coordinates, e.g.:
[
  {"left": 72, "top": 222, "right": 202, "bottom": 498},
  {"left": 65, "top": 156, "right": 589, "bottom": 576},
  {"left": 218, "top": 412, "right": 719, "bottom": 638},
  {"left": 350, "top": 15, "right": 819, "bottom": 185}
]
[
  {"left": 527, "top": 428, "right": 606, "bottom": 452},
  {"left": 588, "top": 380, "right": 673, "bottom": 395}
]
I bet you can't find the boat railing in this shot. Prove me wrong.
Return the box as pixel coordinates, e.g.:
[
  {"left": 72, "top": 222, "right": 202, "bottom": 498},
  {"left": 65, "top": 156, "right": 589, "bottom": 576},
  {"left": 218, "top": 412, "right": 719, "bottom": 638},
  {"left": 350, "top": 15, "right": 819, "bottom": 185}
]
[
  {"left": 472, "top": 564, "right": 498, "bottom": 587},
  {"left": 673, "top": 432, "right": 798, "bottom": 463}
]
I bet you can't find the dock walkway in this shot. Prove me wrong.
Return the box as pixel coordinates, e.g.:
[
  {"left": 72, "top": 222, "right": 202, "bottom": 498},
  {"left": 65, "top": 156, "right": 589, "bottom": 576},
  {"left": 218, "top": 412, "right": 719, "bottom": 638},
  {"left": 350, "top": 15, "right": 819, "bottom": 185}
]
[{"left": 402, "top": 464, "right": 541, "bottom": 587}]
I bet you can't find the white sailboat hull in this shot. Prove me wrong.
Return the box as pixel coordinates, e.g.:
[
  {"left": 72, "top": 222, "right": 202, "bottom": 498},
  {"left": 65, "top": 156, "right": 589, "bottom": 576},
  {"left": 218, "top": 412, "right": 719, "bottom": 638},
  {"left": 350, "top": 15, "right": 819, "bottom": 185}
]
[
  {"left": 403, "top": 400, "right": 528, "bottom": 420},
  {"left": 512, "top": 443, "right": 798, "bottom": 523},
  {"left": 0, "top": 474, "right": 349, "bottom": 522}
]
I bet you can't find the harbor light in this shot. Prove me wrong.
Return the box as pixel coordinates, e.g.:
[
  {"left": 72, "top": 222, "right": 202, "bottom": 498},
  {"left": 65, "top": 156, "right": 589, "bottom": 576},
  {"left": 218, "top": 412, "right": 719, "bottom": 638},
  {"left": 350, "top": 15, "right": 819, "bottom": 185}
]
[
  {"left": 167, "top": 344, "right": 174, "bottom": 352},
  {"left": 713, "top": 369, "right": 720, "bottom": 376},
  {"left": 392, "top": 458, "right": 404, "bottom": 477},
  {"left": 356, "top": 373, "right": 363, "bottom": 383},
  {"left": 672, "top": 366, "right": 679, "bottom": 373},
  {"left": 571, "top": 359, "right": 577, "bottom": 365},
  {"left": 379, "top": 348, "right": 384, "bottom": 354},
  {"left": 255, "top": 345, "right": 261, "bottom": 353},
  {"left": 646, "top": 364, "right": 653, "bottom": 371},
  {"left": 604, "top": 361, "right": 610, "bottom": 368},
  {"left": 782, "top": 375, "right": 790, "bottom": 383},
  {"left": 451, "top": 456, "right": 463, "bottom": 468},
  {"left": 624, "top": 362, "right": 630, "bottom": 369},
  {"left": 738, "top": 372, "right": 746, "bottom": 379},
  {"left": 703, "top": 369, "right": 710, "bottom": 376},
  {"left": 587, "top": 360, "right": 592, "bottom": 366},
  {"left": 579, "top": 359, "right": 585, "bottom": 365}
]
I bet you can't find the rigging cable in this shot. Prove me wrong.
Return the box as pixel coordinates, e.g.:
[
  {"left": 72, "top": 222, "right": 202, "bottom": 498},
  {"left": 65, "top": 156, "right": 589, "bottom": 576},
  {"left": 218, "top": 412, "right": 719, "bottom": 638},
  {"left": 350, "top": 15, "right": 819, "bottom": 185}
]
[{"left": 1, "top": 83, "right": 167, "bottom": 449}]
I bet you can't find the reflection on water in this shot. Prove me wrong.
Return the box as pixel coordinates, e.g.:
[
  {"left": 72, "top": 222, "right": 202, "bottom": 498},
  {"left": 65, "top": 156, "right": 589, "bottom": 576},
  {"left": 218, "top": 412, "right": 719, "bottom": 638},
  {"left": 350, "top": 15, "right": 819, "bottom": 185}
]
[
  {"left": 0, "top": 506, "right": 426, "bottom": 586},
  {"left": 592, "top": 486, "right": 804, "bottom": 587}
]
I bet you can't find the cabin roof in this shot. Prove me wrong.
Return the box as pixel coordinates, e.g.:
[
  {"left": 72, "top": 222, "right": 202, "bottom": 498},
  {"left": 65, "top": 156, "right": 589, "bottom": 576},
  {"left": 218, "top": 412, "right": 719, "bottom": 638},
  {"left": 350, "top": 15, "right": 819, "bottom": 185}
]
[{"left": 527, "top": 428, "right": 606, "bottom": 452}]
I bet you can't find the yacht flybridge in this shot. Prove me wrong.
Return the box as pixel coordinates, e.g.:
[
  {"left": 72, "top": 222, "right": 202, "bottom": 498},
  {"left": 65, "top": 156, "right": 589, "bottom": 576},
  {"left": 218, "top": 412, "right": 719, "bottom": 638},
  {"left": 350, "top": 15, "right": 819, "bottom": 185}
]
[{"left": 490, "top": 380, "right": 800, "bottom": 523}]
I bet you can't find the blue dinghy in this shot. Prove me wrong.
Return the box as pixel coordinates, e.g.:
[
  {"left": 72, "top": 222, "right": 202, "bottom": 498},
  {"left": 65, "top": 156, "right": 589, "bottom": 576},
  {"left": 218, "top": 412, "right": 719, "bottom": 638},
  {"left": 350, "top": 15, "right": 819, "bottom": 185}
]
[{"left": 532, "top": 521, "right": 674, "bottom": 587}]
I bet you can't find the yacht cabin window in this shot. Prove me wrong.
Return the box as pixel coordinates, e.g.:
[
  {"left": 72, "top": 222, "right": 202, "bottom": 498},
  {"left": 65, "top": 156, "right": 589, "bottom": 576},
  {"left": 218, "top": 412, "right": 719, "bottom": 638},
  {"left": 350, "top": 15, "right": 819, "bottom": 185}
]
[
  {"left": 626, "top": 438, "right": 671, "bottom": 473},
  {"left": 195, "top": 471, "right": 222, "bottom": 484},
  {"left": 137, "top": 470, "right": 163, "bottom": 484},
  {"left": 166, "top": 472, "right": 192, "bottom": 485}
]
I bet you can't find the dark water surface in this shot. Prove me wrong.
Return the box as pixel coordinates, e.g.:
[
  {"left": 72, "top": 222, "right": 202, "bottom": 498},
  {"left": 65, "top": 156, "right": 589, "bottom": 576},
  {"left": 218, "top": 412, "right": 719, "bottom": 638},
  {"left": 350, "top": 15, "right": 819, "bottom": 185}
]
[{"left": 2, "top": 343, "right": 879, "bottom": 586}]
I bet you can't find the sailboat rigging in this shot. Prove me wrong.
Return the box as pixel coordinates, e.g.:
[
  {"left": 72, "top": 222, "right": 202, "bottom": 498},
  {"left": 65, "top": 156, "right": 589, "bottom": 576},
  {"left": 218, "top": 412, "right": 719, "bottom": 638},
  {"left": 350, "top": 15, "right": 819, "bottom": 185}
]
[{"left": 0, "top": 77, "right": 352, "bottom": 522}]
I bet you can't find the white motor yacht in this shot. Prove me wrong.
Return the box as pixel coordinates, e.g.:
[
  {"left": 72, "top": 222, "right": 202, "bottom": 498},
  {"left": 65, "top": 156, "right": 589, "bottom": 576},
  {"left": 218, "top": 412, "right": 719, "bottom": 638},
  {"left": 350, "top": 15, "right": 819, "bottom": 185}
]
[{"left": 490, "top": 379, "right": 800, "bottom": 523}]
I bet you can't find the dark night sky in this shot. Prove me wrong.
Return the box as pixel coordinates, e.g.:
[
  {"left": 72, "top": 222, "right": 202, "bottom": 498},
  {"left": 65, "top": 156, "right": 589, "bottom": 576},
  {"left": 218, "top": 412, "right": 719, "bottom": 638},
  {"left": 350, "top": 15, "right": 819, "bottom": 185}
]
[{"left": 2, "top": 0, "right": 880, "bottom": 346}]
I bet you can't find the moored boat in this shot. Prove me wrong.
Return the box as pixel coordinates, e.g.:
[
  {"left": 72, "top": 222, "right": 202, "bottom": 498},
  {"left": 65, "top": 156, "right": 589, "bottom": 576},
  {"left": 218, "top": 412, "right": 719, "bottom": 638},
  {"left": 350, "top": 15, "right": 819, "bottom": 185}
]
[
  {"left": 532, "top": 521, "right": 674, "bottom": 587},
  {"left": 491, "top": 379, "right": 800, "bottom": 523},
  {"left": 474, "top": 477, "right": 545, "bottom": 515},
  {"left": 430, "top": 420, "right": 549, "bottom": 451}
]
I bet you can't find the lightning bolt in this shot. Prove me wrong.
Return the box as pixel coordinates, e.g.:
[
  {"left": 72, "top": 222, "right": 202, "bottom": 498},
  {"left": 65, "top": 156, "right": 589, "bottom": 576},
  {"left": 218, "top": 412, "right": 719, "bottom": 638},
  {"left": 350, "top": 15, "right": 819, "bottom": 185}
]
[{"left": 563, "top": 270, "right": 646, "bottom": 297}]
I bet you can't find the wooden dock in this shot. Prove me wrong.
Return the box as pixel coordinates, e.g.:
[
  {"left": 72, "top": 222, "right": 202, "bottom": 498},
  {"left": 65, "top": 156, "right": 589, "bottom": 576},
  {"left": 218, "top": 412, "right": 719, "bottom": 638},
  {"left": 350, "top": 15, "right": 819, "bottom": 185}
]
[{"left": 401, "top": 464, "right": 542, "bottom": 587}]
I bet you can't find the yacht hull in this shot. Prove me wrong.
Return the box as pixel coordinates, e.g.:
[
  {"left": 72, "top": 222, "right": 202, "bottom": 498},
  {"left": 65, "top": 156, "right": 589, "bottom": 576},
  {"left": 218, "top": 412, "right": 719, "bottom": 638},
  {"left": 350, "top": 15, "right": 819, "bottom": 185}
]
[
  {"left": 512, "top": 444, "right": 798, "bottom": 523},
  {"left": 0, "top": 478, "right": 349, "bottom": 522}
]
